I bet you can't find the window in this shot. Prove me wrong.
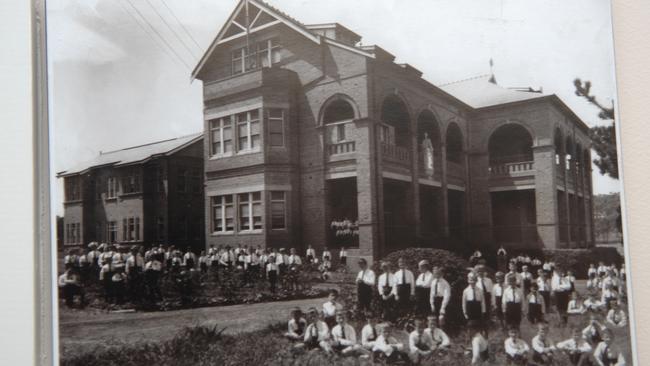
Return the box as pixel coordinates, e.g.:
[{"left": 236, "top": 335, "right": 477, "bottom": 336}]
[
  {"left": 270, "top": 191, "right": 286, "bottom": 229},
  {"left": 66, "top": 223, "right": 81, "bottom": 244},
  {"left": 238, "top": 192, "right": 262, "bottom": 231},
  {"left": 210, "top": 116, "right": 233, "bottom": 156},
  {"left": 107, "top": 221, "right": 118, "bottom": 243},
  {"left": 212, "top": 195, "right": 235, "bottom": 233},
  {"left": 336, "top": 124, "right": 346, "bottom": 142},
  {"left": 95, "top": 179, "right": 103, "bottom": 200},
  {"left": 232, "top": 38, "right": 281, "bottom": 75},
  {"left": 121, "top": 170, "right": 141, "bottom": 194},
  {"left": 268, "top": 109, "right": 284, "bottom": 147},
  {"left": 65, "top": 177, "right": 82, "bottom": 201},
  {"left": 122, "top": 217, "right": 140, "bottom": 241},
  {"left": 157, "top": 217, "right": 165, "bottom": 241},
  {"left": 107, "top": 177, "right": 118, "bottom": 198},
  {"left": 155, "top": 166, "right": 165, "bottom": 193},
  {"left": 177, "top": 168, "right": 188, "bottom": 193},
  {"left": 379, "top": 124, "right": 391, "bottom": 143},
  {"left": 565, "top": 155, "right": 572, "bottom": 171},
  {"left": 237, "top": 109, "right": 261, "bottom": 151},
  {"left": 191, "top": 168, "right": 202, "bottom": 194}
]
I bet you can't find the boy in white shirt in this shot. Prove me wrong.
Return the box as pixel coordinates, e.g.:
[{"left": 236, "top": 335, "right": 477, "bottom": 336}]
[
  {"left": 285, "top": 307, "right": 307, "bottom": 341},
  {"left": 504, "top": 327, "right": 529, "bottom": 365},
  {"left": 526, "top": 282, "right": 545, "bottom": 324},
  {"left": 392, "top": 257, "right": 415, "bottom": 317},
  {"left": 360, "top": 312, "right": 379, "bottom": 350},
  {"left": 430, "top": 267, "right": 451, "bottom": 326},
  {"left": 372, "top": 324, "right": 408, "bottom": 363},
  {"left": 583, "top": 313, "right": 606, "bottom": 346},
  {"left": 556, "top": 327, "right": 593, "bottom": 365},
  {"left": 414, "top": 260, "right": 433, "bottom": 317},
  {"left": 463, "top": 272, "right": 486, "bottom": 326},
  {"left": 322, "top": 289, "right": 343, "bottom": 328},
  {"left": 330, "top": 311, "right": 365, "bottom": 356},
  {"left": 425, "top": 315, "right": 450, "bottom": 350},
  {"left": 531, "top": 322, "right": 556, "bottom": 365},
  {"left": 606, "top": 299, "right": 628, "bottom": 328},
  {"left": 377, "top": 261, "right": 396, "bottom": 322},
  {"left": 593, "top": 328, "right": 626, "bottom": 366},
  {"left": 502, "top": 275, "right": 525, "bottom": 329},
  {"left": 356, "top": 258, "right": 375, "bottom": 313},
  {"left": 492, "top": 272, "right": 505, "bottom": 329},
  {"left": 300, "top": 307, "right": 331, "bottom": 352},
  {"left": 584, "top": 292, "right": 604, "bottom": 313},
  {"left": 408, "top": 318, "right": 433, "bottom": 363},
  {"left": 567, "top": 291, "right": 586, "bottom": 315}
]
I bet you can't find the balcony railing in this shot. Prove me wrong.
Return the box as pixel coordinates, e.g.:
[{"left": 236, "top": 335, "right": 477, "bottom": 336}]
[
  {"left": 489, "top": 161, "right": 534, "bottom": 176},
  {"left": 380, "top": 142, "right": 410, "bottom": 163},
  {"left": 327, "top": 141, "right": 356, "bottom": 156}
]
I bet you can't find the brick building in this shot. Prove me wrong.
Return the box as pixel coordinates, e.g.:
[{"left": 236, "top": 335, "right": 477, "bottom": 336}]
[
  {"left": 57, "top": 133, "right": 205, "bottom": 252},
  {"left": 193, "top": 0, "right": 594, "bottom": 262}
]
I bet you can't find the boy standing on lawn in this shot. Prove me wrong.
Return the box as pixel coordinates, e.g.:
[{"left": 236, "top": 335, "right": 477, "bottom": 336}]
[
  {"left": 492, "top": 272, "right": 505, "bottom": 329},
  {"left": 463, "top": 272, "right": 486, "bottom": 329},
  {"left": 430, "top": 266, "right": 451, "bottom": 326},
  {"left": 266, "top": 254, "right": 278, "bottom": 293},
  {"left": 356, "top": 258, "right": 375, "bottom": 313},
  {"left": 377, "top": 261, "right": 396, "bottom": 322},
  {"left": 392, "top": 257, "right": 415, "bottom": 317},
  {"left": 502, "top": 274, "right": 525, "bottom": 330},
  {"left": 527, "top": 282, "right": 545, "bottom": 324}
]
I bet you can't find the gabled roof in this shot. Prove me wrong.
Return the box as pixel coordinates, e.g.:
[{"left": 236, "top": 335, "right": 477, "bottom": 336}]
[
  {"left": 439, "top": 75, "right": 546, "bottom": 109},
  {"left": 192, "top": 0, "right": 373, "bottom": 80},
  {"left": 57, "top": 133, "right": 203, "bottom": 177}
]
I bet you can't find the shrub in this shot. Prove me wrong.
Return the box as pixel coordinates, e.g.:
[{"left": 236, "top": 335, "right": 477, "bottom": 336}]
[{"left": 543, "top": 247, "right": 623, "bottom": 279}]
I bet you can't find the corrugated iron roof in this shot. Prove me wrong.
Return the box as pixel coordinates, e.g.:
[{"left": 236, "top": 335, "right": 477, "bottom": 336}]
[
  {"left": 57, "top": 133, "right": 203, "bottom": 177},
  {"left": 439, "top": 75, "right": 545, "bottom": 109}
]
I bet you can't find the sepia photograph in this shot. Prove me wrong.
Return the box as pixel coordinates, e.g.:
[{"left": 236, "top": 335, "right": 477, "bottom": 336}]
[{"left": 49, "top": 0, "right": 632, "bottom": 364}]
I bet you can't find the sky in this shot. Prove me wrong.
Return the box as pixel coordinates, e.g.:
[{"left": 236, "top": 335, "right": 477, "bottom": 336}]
[{"left": 48, "top": 0, "right": 621, "bottom": 215}]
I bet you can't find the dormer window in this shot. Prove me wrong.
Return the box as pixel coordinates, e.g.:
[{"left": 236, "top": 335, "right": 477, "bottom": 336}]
[{"left": 232, "top": 38, "right": 281, "bottom": 75}]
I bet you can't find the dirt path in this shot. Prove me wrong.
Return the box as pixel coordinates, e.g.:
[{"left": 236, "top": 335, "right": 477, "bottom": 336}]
[{"left": 59, "top": 296, "right": 328, "bottom": 354}]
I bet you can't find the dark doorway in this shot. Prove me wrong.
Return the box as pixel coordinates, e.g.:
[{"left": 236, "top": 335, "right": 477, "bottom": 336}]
[
  {"left": 327, "top": 178, "right": 359, "bottom": 248},
  {"left": 448, "top": 189, "right": 465, "bottom": 241},
  {"left": 491, "top": 190, "right": 537, "bottom": 248},
  {"left": 383, "top": 179, "right": 414, "bottom": 250}
]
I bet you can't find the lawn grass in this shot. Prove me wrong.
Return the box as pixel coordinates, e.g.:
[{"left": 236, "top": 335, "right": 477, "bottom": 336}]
[{"left": 61, "top": 308, "right": 633, "bottom": 366}]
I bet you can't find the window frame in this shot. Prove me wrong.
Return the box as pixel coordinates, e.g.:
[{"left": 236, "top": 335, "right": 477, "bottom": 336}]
[
  {"left": 231, "top": 38, "right": 281, "bottom": 76},
  {"left": 107, "top": 177, "right": 118, "bottom": 199},
  {"left": 211, "top": 195, "right": 235, "bottom": 234},
  {"left": 270, "top": 191, "right": 287, "bottom": 230},
  {"left": 121, "top": 169, "right": 142, "bottom": 195},
  {"left": 268, "top": 108, "right": 285, "bottom": 147},
  {"left": 209, "top": 116, "right": 233, "bottom": 157},
  {"left": 236, "top": 109, "right": 261, "bottom": 152},
  {"left": 238, "top": 192, "right": 263, "bottom": 232},
  {"left": 107, "top": 221, "right": 118, "bottom": 244}
]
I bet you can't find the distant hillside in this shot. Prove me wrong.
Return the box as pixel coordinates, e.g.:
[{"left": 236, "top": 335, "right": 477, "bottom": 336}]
[{"left": 593, "top": 193, "right": 623, "bottom": 244}]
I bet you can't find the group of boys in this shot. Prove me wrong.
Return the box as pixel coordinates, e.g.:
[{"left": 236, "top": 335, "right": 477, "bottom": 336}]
[
  {"left": 281, "top": 254, "right": 628, "bottom": 365},
  {"left": 58, "top": 242, "right": 347, "bottom": 306}
]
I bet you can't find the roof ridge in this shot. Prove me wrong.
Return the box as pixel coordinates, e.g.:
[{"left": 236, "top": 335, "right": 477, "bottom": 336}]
[
  {"left": 437, "top": 74, "right": 491, "bottom": 87},
  {"left": 100, "top": 132, "right": 201, "bottom": 155}
]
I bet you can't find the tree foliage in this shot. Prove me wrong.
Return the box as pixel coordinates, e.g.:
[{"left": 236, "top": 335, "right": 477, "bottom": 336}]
[{"left": 574, "top": 79, "right": 618, "bottom": 179}]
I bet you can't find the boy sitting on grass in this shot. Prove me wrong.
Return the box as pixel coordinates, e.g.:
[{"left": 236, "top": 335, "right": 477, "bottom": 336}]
[
  {"left": 605, "top": 299, "right": 628, "bottom": 328},
  {"left": 298, "top": 307, "right": 331, "bottom": 352},
  {"left": 583, "top": 313, "right": 606, "bottom": 346},
  {"left": 504, "top": 327, "right": 529, "bottom": 365},
  {"left": 408, "top": 318, "right": 433, "bottom": 364},
  {"left": 531, "top": 322, "right": 557, "bottom": 365},
  {"left": 593, "top": 328, "right": 626, "bottom": 366},
  {"left": 425, "top": 315, "right": 450, "bottom": 351},
  {"left": 285, "top": 307, "right": 307, "bottom": 341},
  {"left": 330, "top": 310, "right": 367, "bottom": 356},
  {"left": 372, "top": 323, "right": 409, "bottom": 363},
  {"left": 360, "top": 312, "right": 379, "bottom": 351},
  {"left": 556, "top": 327, "right": 593, "bottom": 366}
]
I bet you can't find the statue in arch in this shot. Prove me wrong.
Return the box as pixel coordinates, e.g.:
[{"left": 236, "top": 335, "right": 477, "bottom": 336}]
[{"left": 422, "top": 132, "right": 434, "bottom": 177}]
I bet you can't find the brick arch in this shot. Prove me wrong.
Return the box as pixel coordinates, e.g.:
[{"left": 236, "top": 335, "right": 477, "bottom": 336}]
[
  {"left": 377, "top": 88, "right": 415, "bottom": 123},
  {"left": 415, "top": 108, "right": 443, "bottom": 145},
  {"left": 379, "top": 91, "right": 413, "bottom": 148},
  {"left": 479, "top": 119, "right": 536, "bottom": 152},
  {"left": 487, "top": 122, "right": 534, "bottom": 165},
  {"left": 318, "top": 93, "right": 361, "bottom": 126}
]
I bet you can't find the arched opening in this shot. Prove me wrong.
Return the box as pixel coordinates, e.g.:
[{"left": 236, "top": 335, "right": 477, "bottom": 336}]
[
  {"left": 554, "top": 128, "right": 564, "bottom": 168},
  {"left": 323, "top": 99, "right": 355, "bottom": 124},
  {"left": 417, "top": 110, "right": 442, "bottom": 175},
  {"left": 565, "top": 136, "right": 574, "bottom": 172},
  {"left": 380, "top": 95, "right": 411, "bottom": 148},
  {"left": 445, "top": 123, "right": 464, "bottom": 164},
  {"left": 417, "top": 110, "right": 444, "bottom": 239},
  {"left": 321, "top": 97, "right": 357, "bottom": 155},
  {"left": 488, "top": 123, "right": 533, "bottom": 165}
]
